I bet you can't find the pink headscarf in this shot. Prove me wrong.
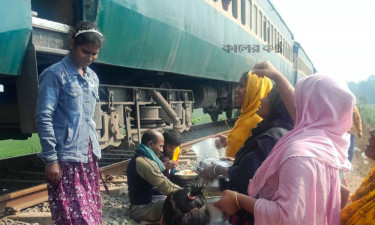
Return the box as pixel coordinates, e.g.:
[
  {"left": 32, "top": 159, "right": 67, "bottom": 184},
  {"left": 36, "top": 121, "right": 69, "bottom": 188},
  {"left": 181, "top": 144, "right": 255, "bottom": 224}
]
[{"left": 248, "top": 74, "right": 355, "bottom": 196}]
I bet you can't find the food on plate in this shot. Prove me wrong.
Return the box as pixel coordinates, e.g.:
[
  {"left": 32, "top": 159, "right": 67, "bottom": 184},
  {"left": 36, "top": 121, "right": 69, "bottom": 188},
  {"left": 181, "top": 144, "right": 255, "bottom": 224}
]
[{"left": 175, "top": 169, "right": 197, "bottom": 176}]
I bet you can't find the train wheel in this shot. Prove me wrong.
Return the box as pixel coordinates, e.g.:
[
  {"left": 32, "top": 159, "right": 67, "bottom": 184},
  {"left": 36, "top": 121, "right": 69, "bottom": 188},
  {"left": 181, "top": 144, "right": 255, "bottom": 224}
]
[
  {"left": 209, "top": 112, "right": 219, "bottom": 122},
  {"left": 226, "top": 110, "right": 233, "bottom": 120}
]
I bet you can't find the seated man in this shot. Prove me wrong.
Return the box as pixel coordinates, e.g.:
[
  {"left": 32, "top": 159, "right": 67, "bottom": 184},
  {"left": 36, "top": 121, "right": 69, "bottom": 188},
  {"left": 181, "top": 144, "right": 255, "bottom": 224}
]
[
  {"left": 160, "top": 129, "right": 182, "bottom": 177},
  {"left": 127, "top": 129, "right": 181, "bottom": 223}
]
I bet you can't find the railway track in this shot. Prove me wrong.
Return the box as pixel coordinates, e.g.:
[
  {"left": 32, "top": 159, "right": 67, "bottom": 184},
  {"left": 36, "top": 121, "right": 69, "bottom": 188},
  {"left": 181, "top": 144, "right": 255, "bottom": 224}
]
[
  {"left": 99, "top": 119, "right": 235, "bottom": 167},
  {"left": 0, "top": 121, "right": 233, "bottom": 218},
  {"left": 0, "top": 120, "right": 234, "bottom": 196}
]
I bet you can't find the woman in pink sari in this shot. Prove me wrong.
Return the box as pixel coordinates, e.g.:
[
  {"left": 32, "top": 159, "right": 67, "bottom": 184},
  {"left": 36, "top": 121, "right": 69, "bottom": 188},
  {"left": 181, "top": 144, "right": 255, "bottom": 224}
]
[{"left": 214, "top": 61, "right": 354, "bottom": 225}]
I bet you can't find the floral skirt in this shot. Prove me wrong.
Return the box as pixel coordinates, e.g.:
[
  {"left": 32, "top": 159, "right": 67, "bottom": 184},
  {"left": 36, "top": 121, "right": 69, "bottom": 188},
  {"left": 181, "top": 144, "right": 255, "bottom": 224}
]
[{"left": 47, "top": 143, "right": 102, "bottom": 225}]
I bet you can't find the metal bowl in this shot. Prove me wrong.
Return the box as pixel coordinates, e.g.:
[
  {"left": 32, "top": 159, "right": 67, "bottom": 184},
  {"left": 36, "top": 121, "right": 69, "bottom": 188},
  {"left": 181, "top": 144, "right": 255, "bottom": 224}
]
[
  {"left": 171, "top": 170, "right": 199, "bottom": 187},
  {"left": 174, "top": 170, "right": 198, "bottom": 179},
  {"left": 199, "top": 158, "right": 233, "bottom": 169},
  {"left": 174, "top": 173, "right": 198, "bottom": 180}
]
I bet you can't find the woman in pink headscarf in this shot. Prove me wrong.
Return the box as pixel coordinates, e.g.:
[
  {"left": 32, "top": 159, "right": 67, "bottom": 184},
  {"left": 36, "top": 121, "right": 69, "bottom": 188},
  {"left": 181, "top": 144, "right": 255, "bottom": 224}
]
[{"left": 214, "top": 61, "right": 354, "bottom": 225}]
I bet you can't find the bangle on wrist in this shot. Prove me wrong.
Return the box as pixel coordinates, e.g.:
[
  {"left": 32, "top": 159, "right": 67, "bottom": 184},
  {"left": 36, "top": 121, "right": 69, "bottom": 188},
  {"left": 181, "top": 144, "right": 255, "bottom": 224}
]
[
  {"left": 235, "top": 191, "right": 241, "bottom": 209},
  {"left": 213, "top": 164, "right": 219, "bottom": 176}
]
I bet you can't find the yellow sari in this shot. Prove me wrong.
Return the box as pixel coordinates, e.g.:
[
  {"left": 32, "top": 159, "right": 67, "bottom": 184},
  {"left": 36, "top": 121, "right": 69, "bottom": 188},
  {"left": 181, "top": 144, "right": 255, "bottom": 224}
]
[
  {"left": 226, "top": 72, "right": 272, "bottom": 158},
  {"left": 341, "top": 166, "right": 375, "bottom": 225}
]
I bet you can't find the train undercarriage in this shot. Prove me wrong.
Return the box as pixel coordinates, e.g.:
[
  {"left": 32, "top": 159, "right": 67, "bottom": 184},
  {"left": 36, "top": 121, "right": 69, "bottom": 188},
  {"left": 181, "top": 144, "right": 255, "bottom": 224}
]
[{"left": 0, "top": 14, "right": 236, "bottom": 149}]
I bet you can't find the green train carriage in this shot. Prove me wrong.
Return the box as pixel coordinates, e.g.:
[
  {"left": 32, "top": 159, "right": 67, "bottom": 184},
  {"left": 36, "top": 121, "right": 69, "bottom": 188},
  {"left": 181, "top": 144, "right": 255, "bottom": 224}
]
[{"left": 0, "top": 0, "right": 315, "bottom": 156}]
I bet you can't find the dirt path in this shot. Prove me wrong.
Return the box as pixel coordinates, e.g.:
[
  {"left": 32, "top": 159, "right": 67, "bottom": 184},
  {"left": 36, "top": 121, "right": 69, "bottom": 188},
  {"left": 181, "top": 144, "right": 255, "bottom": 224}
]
[
  {"left": 346, "top": 150, "right": 369, "bottom": 193},
  {"left": 346, "top": 126, "right": 375, "bottom": 193}
]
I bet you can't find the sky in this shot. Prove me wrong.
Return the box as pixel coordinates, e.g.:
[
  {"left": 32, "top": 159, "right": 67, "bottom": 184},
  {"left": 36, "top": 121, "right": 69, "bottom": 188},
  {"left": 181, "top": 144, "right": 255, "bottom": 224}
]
[{"left": 271, "top": 0, "right": 375, "bottom": 83}]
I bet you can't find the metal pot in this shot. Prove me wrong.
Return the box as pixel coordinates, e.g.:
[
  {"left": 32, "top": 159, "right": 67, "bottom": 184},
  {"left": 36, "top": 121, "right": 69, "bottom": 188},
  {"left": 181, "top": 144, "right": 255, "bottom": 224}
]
[
  {"left": 205, "top": 196, "right": 226, "bottom": 224},
  {"left": 171, "top": 173, "right": 198, "bottom": 188},
  {"left": 205, "top": 176, "right": 227, "bottom": 192}
]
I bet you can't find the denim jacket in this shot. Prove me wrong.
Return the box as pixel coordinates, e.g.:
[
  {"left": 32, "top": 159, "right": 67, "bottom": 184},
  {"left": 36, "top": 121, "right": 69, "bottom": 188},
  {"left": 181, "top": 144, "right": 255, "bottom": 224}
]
[{"left": 36, "top": 55, "right": 101, "bottom": 164}]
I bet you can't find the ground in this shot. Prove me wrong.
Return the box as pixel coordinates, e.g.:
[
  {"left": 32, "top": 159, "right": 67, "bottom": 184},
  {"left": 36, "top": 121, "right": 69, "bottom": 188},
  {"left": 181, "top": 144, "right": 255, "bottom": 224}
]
[
  {"left": 2, "top": 126, "right": 374, "bottom": 225},
  {"left": 346, "top": 125, "right": 375, "bottom": 193}
]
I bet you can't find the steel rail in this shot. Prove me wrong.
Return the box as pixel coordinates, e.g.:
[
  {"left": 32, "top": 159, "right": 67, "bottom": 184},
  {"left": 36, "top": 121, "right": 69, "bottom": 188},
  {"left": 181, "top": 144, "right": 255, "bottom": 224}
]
[{"left": 0, "top": 131, "right": 227, "bottom": 217}]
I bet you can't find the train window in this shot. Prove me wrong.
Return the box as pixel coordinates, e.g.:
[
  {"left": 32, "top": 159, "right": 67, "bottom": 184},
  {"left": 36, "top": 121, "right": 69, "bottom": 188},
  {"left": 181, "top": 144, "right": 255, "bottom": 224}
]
[
  {"left": 267, "top": 21, "right": 270, "bottom": 44},
  {"left": 286, "top": 42, "right": 288, "bottom": 59},
  {"left": 248, "top": 0, "right": 252, "bottom": 30},
  {"left": 241, "top": 0, "right": 246, "bottom": 25},
  {"left": 274, "top": 28, "right": 277, "bottom": 47},
  {"left": 290, "top": 46, "right": 293, "bottom": 62},
  {"left": 232, "top": 0, "right": 238, "bottom": 18},
  {"left": 222, "top": 0, "right": 231, "bottom": 11},
  {"left": 263, "top": 16, "right": 267, "bottom": 42},
  {"left": 277, "top": 32, "right": 280, "bottom": 47},
  {"left": 254, "top": 5, "right": 258, "bottom": 34},
  {"left": 259, "top": 11, "right": 262, "bottom": 38},
  {"left": 276, "top": 32, "right": 278, "bottom": 47},
  {"left": 285, "top": 42, "right": 288, "bottom": 59},
  {"left": 291, "top": 46, "right": 293, "bottom": 62},
  {"left": 271, "top": 25, "right": 273, "bottom": 46},
  {"left": 0, "top": 85, "right": 3, "bottom": 92},
  {"left": 286, "top": 45, "right": 289, "bottom": 61},
  {"left": 284, "top": 39, "right": 287, "bottom": 58}
]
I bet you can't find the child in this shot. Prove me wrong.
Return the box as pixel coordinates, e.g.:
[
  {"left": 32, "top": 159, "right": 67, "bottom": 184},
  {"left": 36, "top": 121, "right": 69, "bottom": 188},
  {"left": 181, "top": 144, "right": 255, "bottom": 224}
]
[
  {"left": 160, "top": 129, "right": 182, "bottom": 176},
  {"left": 36, "top": 21, "right": 104, "bottom": 225},
  {"left": 162, "top": 184, "right": 210, "bottom": 225}
]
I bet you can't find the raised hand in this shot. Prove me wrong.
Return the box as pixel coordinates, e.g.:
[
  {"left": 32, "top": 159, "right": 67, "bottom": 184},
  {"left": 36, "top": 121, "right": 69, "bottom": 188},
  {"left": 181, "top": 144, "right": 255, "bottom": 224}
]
[
  {"left": 163, "top": 159, "right": 178, "bottom": 170},
  {"left": 252, "top": 61, "right": 283, "bottom": 81},
  {"left": 199, "top": 164, "right": 216, "bottom": 181},
  {"left": 215, "top": 134, "right": 227, "bottom": 148},
  {"left": 253, "top": 61, "right": 296, "bottom": 122}
]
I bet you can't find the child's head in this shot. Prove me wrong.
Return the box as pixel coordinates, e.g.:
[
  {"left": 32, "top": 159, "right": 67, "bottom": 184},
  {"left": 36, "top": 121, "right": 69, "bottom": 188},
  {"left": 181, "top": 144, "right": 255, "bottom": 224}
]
[
  {"left": 72, "top": 21, "right": 104, "bottom": 48},
  {"left": 163, "top": 129, "right": 182, "bottom": 157},
  {"left": 162, "top": 184, "right": 210, "bottom": 225},
  {"left": 70, "top": 21, "right": 104, "bottom": 68}
]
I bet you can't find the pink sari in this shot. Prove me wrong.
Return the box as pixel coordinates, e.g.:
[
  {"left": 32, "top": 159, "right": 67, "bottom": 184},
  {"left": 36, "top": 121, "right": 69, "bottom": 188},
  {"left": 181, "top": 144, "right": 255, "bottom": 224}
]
[{"left": 248, "top": 75, "right": 355, "bottom": 225}]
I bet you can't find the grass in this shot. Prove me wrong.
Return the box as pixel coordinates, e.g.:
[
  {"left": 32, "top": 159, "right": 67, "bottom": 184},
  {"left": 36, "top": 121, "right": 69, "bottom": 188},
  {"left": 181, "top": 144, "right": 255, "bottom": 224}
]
[
  {"left": 191, "top": 108, "right": 239, "bottom": 125},
  {"left": 0, "top": 110, "right": 234, "bottom": 159},
  {"left": 0, "top": 134, "right": 41, "bottom": 159}
]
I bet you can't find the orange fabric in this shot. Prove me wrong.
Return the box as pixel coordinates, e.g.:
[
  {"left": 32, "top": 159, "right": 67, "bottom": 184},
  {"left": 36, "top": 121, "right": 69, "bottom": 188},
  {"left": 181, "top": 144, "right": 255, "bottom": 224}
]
[
  {"left": 341, "top": 166, "right": 375, "bottom": 225},
  {"left": 348, "top": 105, "right": 362, "bottom": 136}
]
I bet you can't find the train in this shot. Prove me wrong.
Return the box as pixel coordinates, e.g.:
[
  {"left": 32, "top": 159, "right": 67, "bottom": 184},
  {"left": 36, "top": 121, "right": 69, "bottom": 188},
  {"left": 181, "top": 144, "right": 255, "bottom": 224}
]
[{"left": 0, "top": 0, "right": 316, "bottom": 155}]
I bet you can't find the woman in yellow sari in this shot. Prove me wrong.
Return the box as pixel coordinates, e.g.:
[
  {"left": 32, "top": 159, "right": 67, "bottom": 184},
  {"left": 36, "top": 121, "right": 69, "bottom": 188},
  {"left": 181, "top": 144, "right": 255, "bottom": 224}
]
[
  {"left": 341, "top": 129, "right": 375, "bottom": 225},
  {"left": 217, "top": 71, "right": 272, "bottom": 158}
]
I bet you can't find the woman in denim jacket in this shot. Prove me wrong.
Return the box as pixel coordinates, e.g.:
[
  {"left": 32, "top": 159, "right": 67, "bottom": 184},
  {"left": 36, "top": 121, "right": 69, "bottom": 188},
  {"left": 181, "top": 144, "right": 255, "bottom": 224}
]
[{"left": 36, "top": 21, "right": 104, "bottom": 225}]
